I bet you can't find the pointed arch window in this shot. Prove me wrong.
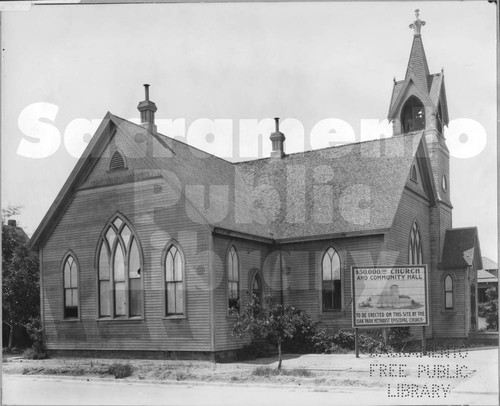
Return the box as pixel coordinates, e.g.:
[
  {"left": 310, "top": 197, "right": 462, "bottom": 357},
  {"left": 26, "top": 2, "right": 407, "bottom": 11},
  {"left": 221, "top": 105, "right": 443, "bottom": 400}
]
[
  {"left": 408, "top": 221, "right": 423, "bottom": 265},
  {"left": 165, "top": 245, "right": 185, "bottom": 316},
  {"left": 227, "top": 246, "right": 239, "bottom": 313},
  {"left": 63, "top": 254, "right": 79, "bottom": 318},
  {"left": 322, "top": 247, "right": 341, "bottom": 310},
  {"left": 444, "top": 275, "right": 454, "bottom": 310},
  {"left": 402, "top": 96, "right": 425, "bottom": 133},
  {"left": 252, "top": 273, "right": 263, "bottom": 304},
  {"left": 98, "top": 216, "right": 142, "bottom": 318}
]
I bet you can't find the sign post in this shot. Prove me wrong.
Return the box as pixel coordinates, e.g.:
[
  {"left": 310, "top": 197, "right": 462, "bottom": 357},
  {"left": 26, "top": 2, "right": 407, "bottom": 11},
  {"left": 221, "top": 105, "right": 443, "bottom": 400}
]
[
  {"left": 355, "top": 328, "right": 359, "bottom": 358},
  {"left": 351, "top": 266, "right": 429, "bottom": 330}
]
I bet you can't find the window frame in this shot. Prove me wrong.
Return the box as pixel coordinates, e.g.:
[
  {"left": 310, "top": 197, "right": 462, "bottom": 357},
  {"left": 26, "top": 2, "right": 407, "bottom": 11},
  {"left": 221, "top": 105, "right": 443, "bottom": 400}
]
[
  {"left": 95, "top": 213, "right": 144, "bottom": 320},
  {"left": 162, "top": 242, "right": 187, "bottom": 319},
  {"left": 61, "top": 251, "right": 80, "bottom": 320},
  {"left": 321, "top": 246, "right": 342, "bottom": 312},
  {"left": 408, "top": 220, "right": 424, "bottom": 265},
  {"left": 251, "top": 271, "right": 263, "bottom": 304},
  {"left": 227, "top": 245, "right": 240, "bottom": 315},
  {"left": 444, "top": 274, "right": 454, "bottom": 310}
]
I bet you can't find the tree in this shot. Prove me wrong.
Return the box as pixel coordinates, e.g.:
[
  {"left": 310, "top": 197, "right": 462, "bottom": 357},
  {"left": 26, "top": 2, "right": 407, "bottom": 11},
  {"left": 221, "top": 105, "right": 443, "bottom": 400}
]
[
  {"left": 2, "top": 212, "right": 40, "bottom": 349},
  {"left": 232, "top": 295, "right": 303, "bottom": 369},
  {"left": 483, "top": 287, "right": 498, "bottom": 331}
]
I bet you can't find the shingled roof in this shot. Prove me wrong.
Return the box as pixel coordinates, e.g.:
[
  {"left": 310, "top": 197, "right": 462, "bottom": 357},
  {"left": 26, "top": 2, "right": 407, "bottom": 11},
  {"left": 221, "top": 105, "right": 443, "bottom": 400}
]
[
  {"left": 29, "top": 111, "right": 428, "bottom": 249},
  {"left": 440, "top": 227, "right": 482, "bottom": 269},
  {"left": 109, "top": 116, "right": 425, "bottom": 241},
  {"left": 235, "top": 133, "right": 423, "bottom": 240}
]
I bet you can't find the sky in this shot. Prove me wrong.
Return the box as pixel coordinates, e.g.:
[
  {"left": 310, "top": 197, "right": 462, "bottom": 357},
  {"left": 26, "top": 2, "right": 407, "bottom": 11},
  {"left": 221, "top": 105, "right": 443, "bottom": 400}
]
[{"left": 1, "top": 1, "right": 497, "bottom": 262}]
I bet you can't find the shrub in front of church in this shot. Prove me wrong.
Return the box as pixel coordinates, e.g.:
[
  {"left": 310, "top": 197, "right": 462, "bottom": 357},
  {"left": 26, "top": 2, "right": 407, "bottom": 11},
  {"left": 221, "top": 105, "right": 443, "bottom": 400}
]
[
  {"left": 308, "top": 329, "right": 391, "bottom": 355},
  {"left": 107, "top": 363, "right": 133, "bottom": 379}
]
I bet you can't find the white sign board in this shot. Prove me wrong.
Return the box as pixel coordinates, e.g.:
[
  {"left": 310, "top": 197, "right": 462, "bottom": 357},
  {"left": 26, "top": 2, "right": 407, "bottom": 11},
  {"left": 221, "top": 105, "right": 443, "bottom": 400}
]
[{"left": 351, "top": 266, "right": 429, "bottom": 328}]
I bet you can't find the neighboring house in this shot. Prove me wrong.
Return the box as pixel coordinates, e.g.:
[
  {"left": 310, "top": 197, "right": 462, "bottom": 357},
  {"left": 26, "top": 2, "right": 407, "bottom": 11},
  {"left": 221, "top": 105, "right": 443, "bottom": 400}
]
[
  {"left": 29, "top": 12, "right": 483, "bottom": 359},
  {"left": 478, "top": 257, "right": 498, "bottom": 303}
]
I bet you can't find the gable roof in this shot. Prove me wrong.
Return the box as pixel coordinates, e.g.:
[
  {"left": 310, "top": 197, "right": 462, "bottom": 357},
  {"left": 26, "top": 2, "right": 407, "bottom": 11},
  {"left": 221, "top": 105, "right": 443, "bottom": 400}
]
[
  {"left": 440, "top": 227, "right": 483, "bottom": 270},
  {"left": 29, "top": 112, "right": 429, "bottom": 249},
  {"left": 477, "top": 269, "right": 498, "bottom": 283},
  {"left": 481, "top": 257, "right": 498, "bottom": 271}
]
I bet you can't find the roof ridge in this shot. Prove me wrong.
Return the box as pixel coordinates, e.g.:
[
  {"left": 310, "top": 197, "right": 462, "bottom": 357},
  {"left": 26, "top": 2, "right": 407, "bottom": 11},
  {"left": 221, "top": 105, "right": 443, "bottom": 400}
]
[
  {"left": 110, "top": 113, "right": 234, "bottom": 166},
  {"left": 236, "top": 132, "right": 422, "bottom": 164}
]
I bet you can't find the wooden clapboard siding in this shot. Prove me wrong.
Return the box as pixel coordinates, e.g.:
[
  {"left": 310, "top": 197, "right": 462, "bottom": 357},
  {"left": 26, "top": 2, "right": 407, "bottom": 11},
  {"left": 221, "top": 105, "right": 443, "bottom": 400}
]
[
  {"left": 279, "top": 236, "right": 384, "bottom": 330},
  {"left": 42, "top": 177, "right": 212, "bottom": 352},
  {"left": 385, "top": 187, "right": 433, "bottom": 336},
  {"left": 431, "top": 269, "right": 467, "bottom": 338},
  {"left": 212, "top": 235, "right": 273, "bottom": 351},
  {"left": 212, "top": 233, "right": 385, "bottom": 351}
]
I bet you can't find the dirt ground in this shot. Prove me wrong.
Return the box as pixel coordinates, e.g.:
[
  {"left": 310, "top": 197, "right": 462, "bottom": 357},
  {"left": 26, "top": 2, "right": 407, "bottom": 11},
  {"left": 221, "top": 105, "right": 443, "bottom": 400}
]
[{"left": 2, "top": 354, "right": 386, "bottom": 388}]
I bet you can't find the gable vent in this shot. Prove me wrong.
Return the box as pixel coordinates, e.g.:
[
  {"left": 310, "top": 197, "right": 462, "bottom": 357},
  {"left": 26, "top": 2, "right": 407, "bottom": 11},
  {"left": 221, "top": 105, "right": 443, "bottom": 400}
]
[
  {"left": 110, "top": 151, "right": 126, "bottom": 171},
  {"left": 410, "top": 164, "right": 418, "bottom": 182}
]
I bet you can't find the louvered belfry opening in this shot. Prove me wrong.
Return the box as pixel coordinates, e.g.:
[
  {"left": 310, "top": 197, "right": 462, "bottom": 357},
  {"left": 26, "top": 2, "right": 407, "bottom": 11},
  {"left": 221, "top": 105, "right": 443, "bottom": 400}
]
[{"left": 110, "top": 151, "right": 125, "bottom": 171}]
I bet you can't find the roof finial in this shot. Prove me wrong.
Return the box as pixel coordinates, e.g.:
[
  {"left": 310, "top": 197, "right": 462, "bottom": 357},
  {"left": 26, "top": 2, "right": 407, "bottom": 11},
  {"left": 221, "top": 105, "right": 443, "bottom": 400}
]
[
  {"left": 409, "top": 9, "right": 426, "bottom": 36},
  {"left": 144, "top": 84, "right": 150, "bottom": 101}
]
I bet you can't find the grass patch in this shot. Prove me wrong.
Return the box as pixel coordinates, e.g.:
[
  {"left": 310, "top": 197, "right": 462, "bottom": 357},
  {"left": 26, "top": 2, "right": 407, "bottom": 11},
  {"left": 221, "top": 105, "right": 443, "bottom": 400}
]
[{"left": 252, "top": 366, "right": 312, "bottom": 377}]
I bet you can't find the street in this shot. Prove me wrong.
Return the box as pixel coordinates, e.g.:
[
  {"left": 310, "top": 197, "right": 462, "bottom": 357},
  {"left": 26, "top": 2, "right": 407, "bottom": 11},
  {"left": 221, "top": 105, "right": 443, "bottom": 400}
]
[{"left": 2, "top": 366, "right": 498, "bottom": 406}]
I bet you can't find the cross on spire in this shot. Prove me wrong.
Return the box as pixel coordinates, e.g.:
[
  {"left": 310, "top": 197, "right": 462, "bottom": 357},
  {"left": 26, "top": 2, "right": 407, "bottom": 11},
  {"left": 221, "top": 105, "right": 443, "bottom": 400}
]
[{"left": 409, "top": 9, "right": 426, "bottom": 36}]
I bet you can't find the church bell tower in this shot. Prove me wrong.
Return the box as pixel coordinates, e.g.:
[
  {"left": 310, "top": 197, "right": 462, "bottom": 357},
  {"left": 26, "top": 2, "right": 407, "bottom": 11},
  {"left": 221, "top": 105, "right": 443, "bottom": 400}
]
[{"left": 387, "top": 10, "right": 453, "bottom": 262}]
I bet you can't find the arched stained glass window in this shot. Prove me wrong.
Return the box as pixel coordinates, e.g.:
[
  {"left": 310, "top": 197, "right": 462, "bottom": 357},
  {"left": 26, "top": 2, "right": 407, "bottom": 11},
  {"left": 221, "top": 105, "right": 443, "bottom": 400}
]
[
  {"left": 165, "top": 245, "right": 185, "bottom": 316},
  {"left": 408, "top": 221, "right": 423, "bottom": 265},
  {"left": 97, "top": 216, "right": 142, "bottom": 318},
  {"left": 63, "top": 254, "right": 79, "bottom": 318},
  {"left": 228, "top": 246, "right": 239, "bottom": 312},
  {"left": 322, "top": 247, "right": 341, "bottom": 310}
]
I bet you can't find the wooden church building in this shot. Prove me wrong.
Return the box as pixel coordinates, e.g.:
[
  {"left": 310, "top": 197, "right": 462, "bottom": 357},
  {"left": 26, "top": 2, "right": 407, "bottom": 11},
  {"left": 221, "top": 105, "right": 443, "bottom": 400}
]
[{"left": 29, "top": 11, "right": 482, "bottom": 359}]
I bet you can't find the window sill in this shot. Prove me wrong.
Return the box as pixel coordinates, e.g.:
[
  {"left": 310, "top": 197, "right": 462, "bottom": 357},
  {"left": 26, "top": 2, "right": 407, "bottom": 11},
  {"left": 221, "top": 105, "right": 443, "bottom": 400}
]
[
  {"left": 96, "top": 317, "right": 145, "bottom": 322},
  {"left": 163, "top": 315, "right": 186, "bottom": 320},
  {"left": 61, "top": 318, "right": 80, "bottom": 322}
]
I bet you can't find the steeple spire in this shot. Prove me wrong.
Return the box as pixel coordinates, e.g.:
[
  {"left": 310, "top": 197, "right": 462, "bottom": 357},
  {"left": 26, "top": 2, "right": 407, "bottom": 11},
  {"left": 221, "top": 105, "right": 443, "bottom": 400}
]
[{"left": 406, "top": 9, "right": 430, "bottom": 90}]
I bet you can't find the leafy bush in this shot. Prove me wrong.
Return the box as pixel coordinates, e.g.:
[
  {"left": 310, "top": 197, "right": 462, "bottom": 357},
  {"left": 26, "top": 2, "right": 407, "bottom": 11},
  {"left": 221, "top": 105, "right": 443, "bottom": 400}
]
[
  {"left": 107, "top": 363, "right": 133, "bottom": 379},
  {"left": 388, "top": 327, "right": 412, "bottom": 351},
  {"left": 308, "top": 328, "right": 391, "bottom": 354},
  {"left": 22, "top": 317, "right": 47, "bottom": 359},
  {"left": 22, "top": 347, "right": 46, "bottom": 360},
  {"left": 281, "top": 310, "right": 317, "bottom": 353}
]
